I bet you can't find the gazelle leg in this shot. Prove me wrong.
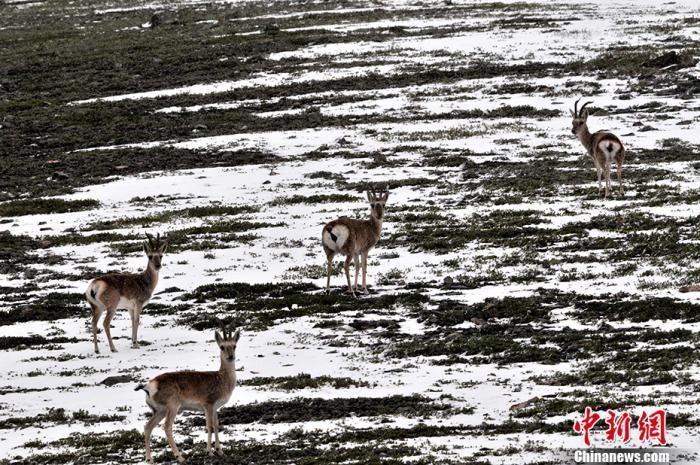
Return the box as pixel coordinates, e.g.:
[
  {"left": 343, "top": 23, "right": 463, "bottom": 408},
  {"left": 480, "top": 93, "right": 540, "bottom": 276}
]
[
  {"left": 89, "top": 303, "right": 103, "bottom": 354},
  {"left": 204, "top": 405, "right": 214, "bottom": 456},
  {"left": 130, "top": 305, "right": 141, "bottom": 348},
  {"left": 144, "top": 408, "right": 166, "bottom": 464},
  {"left": 361, "top": 251, "right": 369, "bottom": 294},
  {"left": 213, "top": 409, "right": 223, "bottom": 456},
  {"left": 617, "top": 163, "right": 624, "bottom": 195},
  {"left": 353, "top": 254, "right": 360, "bottom": 290},
  {"left": 596, "top": 165, "right": 603, "bottom": 195},
  {"left": 605, "top": 163, "right": 611, "bottom": 199},
  {"left": 103, "top": 308, "right": 118, "bottom": 353},
  {"left": 164, "top": 405, "right": 184, "bottom": 463},
  {"left": 344, "top": 255, "right": 355, "bottom": 297},
  {"left": 325, "top": 252, "right": 334, "bottom": 293}
]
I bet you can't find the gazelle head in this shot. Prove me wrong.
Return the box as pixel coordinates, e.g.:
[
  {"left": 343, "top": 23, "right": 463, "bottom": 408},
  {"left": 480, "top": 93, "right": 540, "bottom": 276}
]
[
  {"left": 143, "top": 233, "right": 169, "bottom": 270},
  {"left": 215, "top": 327, "right": 240, "bottom": 363},
  {"left": 570, "top": 98, "right": 593, "bottom": 135},
  {"left": 367, "top": 186, "right": 389, "bottom": 221}
]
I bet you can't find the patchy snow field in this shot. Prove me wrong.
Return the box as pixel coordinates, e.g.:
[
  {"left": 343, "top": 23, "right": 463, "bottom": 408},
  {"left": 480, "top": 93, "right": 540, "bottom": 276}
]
[{"left": 1, "top": 0, "right": 699, "bottom": 464}]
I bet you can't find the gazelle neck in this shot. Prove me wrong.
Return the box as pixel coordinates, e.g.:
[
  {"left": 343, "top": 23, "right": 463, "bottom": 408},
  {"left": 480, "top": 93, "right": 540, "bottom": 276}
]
[
  {"left": 219, "top": 355, "right": 236, "bottom": 383},
  {"left": 367, "top": 215, "right": 383, "bottom": 245},
  {"left": 143, "top": 259, "right": 160, "bottom": 290},
  {"left": 576, "top": 124, "right": 594, "bottom": 153}
]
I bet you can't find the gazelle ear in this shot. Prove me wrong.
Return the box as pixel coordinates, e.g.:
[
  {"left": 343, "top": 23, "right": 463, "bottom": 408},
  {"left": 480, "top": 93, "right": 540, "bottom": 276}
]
[
  {"left": 160, "top": 239, "right": 169, "bottom": 254},
  {"left": 366, "top": 189, "right": 372, "bottom": 202},
  {"left": 215, "top": 331, "right": 223, "bottom": 345},
  {"left": 569, "top": 109, "right": 575, "bottom": 118},
  {"left": 232, "top": 329, "right": 241, "bottom": 343},
  {"left": 582, "top": 110, "right": 589, "bottom": 121},
  {"left": 382, "top": 191, "right": 389, "bottom": 202},
  {"left": 143, "top": 241, "right": 150, "bottom": 254}
]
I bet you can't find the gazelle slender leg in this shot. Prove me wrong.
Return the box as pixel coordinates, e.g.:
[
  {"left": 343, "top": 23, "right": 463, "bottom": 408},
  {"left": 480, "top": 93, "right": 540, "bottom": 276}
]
[
  {"left": 204, "top": 405, "right": 214, "bottom": 456},
  {"left": 605, "top": 163, "right": 611, "bottom": 199},
  {"left": 213, "top": 409, "right": 223, "bottom": 456},
  {"left": 144, "top": 408, "right": 167, "bottom": 464},
  {"left": 344, "top": 255, "right": 355, "bottom": 297},
  {"left": 617, "top": 163, "right": 624, "bottom": 196},
  {"left": 361, "top": 251, "right": 369, "bottom": 294},
  {"left": 103, "top": 308, "right": 118, "bottom": 353},
  {"left": 325, "top": 252, "right": 334, "bottom": 293},
  {"left": 164, "top": 405, "right": 184, "bottom": 463},
  {"left": 89, "top": 303, "right": 103, "bottom": 354},
  {"left": 353, "top": 254, "right": 360, "bottom": 290},
  {"left": 596, "top": 164, "right": 603, "bottom": 195},
  {"left": 131, "top": 305, "right": 141, "bottom": 348}
]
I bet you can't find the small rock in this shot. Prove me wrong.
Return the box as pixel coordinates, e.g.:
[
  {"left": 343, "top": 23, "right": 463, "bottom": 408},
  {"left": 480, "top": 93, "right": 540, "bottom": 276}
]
[
  {"left": 150, "top": 13, "right": 161, "bottom": 28},
  {"left": 99, "top": 375, "right": 136, "bottom": 387},
  {"left": 52, "top": 171, "right": 70, "bottom": 180}
]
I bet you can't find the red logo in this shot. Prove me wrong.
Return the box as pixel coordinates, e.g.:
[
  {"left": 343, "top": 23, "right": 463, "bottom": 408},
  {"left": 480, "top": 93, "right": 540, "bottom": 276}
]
[
  {"left": 605, "top": 410, "right": 632, "bottom": 443},
  {"left": 574, "top": 408, "right": 667, "bottom": 446},
  {"left": 638, "top": 410, "right": 667, "bottom": 445},
  {"left": 573, "top": 407, "right": 601, "bottom": 447}
]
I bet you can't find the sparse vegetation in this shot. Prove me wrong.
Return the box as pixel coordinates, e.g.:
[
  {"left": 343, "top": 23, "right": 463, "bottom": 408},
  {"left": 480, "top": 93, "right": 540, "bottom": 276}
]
[{"left": 2, "top": 0, "right": 700, "bottom": 463}]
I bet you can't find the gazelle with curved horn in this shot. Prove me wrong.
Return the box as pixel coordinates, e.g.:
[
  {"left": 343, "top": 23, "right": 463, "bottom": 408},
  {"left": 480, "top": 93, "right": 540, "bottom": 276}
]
[
  {"left": 135, "top": 327, "right": 241, "bottom": 463},
  {"left": 85, "top": 233, "right": 168, "bottom": 353},
  {"left": 570, "top": 98, "right": 625, "bottom": 198},
  {"left": 322, "top": 185, "right": 389, "bottom": 297}
]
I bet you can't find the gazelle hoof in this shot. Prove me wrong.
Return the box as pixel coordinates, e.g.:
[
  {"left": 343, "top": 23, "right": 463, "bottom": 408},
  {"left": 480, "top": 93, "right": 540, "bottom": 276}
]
[
  {"left": 216, "top": 449, "right": 225, "bottom": 457},
  {"left": 110, "top": 347, "right": 118, "bottom": 353},
  {"left": 176, "top": 455, "right": 185, "bottom": 463}
]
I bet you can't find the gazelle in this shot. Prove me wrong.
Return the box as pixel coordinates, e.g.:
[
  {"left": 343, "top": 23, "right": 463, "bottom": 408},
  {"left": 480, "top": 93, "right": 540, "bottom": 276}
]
[
  {"left": 136, "top": 327, "right": 240, "bottom": 463},
  {"left": 322, "top": 186, "right": 389, "bottom": 297},
  {"left": 85, "top": 233, "right": 168, "bottom": 353},
  {"left": 570, "top": 98, "right": 625, "bottom": 198}
]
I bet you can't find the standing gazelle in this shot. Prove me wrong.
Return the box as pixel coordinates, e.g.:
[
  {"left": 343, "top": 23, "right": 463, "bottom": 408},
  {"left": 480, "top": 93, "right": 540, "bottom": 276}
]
[
  {"left": 570, "top": 98, "right": 625, "bottom": 198},
  {"left": 136, "top": 327, "right": 240, "bottom": 463},
  {"left": 85, "top": 233, "right": 168, "bottom": 353},
  {"left": 322, "top": 186, "right": 389, "bottom": 297}
]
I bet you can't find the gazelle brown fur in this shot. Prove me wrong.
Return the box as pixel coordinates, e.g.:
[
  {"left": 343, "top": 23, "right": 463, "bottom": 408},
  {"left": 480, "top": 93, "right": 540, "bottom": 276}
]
[
  {"left": 136, "top": 327, "right": 240, "bottom": 463},
  {"left": 85, "top": 233, "right": 168, "bottom": 353},
  {"left": 322, "top": 186, "right": 389, "bottom": 297},
  {"left": 570, "top": 98, "right": 625, "bottom": 198}
]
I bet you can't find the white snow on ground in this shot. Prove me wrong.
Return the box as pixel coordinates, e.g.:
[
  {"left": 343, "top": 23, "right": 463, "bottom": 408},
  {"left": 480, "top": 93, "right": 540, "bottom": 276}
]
[
  {"left": 70, "top": 65, "right": 396, "bottom": 105},
  {"left": 2, "top": 0, "right": 700, "bottom": 463}
]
